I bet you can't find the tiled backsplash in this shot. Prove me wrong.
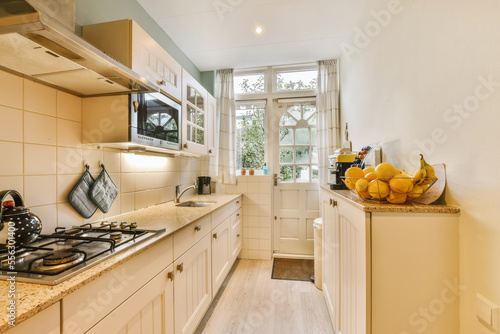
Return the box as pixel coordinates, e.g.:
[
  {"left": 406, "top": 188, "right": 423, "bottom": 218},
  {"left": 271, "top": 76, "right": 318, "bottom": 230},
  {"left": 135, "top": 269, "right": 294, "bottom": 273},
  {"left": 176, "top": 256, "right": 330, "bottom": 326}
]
[
  {"left": 0, "top": 69, "right": 208, "bottom": 234},
  {"left": 217, "top": 175, "right": 272, "bottom": 260}
]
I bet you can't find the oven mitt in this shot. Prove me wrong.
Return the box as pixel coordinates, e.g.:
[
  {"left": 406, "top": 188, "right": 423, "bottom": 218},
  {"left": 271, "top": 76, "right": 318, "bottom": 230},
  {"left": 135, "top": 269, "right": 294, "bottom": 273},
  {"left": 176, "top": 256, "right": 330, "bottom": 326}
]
[
  {"left": 68, "top": 165, "right": 98, "bottom": 219},
  {"left": 89, "top": 164, "right": 119, "bottom": 213}
]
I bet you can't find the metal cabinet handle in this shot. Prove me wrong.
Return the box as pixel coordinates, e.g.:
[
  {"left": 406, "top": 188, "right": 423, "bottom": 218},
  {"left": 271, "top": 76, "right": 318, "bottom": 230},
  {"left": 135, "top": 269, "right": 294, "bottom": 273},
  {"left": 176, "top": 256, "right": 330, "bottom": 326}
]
[
  {"left": 331, "top": 200, "right": 337, "bottom": 207},
  {"left": 194, "top": 225, "right": 201, "bottom": 231},
  {"left": 213, "top": 233, "right": 218, "bottom": 239},
  {"left": 133, "top": 101, "right": 139, "bottom": 113},
  {"left": 177, "top": 263, "right": 183, "bottom": 273},
  {"left": 167, "top": 271, "right": 174, "bottom": 281},
  {"left": 236, "top": 201, "right": 240, "bottom": 204},
  {"left": 236, "top": 234, "right": 240, "bottom": 237},
  {"left": 157, "top": 80, "right": 166, "bottom": 86},
  {"left": 208, "top": 148, "right": 213, "bottom": 154},
  {"left": 183, "top": 143, "right": 188, "bottom": 149},
  {"left": 236, "top": 213, "right": 240, "bottom": 217}
]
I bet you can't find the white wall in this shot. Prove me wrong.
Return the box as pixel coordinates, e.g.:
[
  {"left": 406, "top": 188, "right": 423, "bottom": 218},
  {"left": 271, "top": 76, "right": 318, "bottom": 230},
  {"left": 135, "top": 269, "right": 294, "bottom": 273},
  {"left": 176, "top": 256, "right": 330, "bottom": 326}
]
[{"left": 339, "top": 0, "right": 500, "bottom": 333}]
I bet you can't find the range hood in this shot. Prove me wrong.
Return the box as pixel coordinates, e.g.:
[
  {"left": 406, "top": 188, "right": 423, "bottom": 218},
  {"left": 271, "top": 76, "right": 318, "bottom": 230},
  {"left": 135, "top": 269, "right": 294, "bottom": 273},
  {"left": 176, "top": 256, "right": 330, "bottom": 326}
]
[{"left": 0, "top": 0, "right": 159, "bottom": 96}]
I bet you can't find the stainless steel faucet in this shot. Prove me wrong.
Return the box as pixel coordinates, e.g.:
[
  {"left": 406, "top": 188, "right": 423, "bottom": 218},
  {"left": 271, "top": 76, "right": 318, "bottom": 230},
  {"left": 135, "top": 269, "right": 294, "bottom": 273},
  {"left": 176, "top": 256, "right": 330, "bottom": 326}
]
[{"left": 175, "top": 182, "right": 198, "bottom": 203}]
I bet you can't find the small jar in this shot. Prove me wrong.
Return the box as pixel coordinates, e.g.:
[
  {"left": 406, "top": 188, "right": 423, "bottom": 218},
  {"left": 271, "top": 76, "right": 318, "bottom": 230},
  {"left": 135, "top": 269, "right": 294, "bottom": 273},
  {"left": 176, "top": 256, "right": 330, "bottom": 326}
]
[
  {"left": 241, "top": 168, "right": 246, "bottom": 175},
  {"left": 249, "top": 169, "right": 255, "bottom": 175}
]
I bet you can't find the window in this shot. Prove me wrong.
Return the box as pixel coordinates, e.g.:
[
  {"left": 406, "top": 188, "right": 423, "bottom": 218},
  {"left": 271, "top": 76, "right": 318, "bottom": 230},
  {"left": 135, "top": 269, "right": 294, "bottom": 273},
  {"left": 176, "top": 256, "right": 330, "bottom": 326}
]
[
  {"left": 275, "top": 69, "right": 317, "bottom": 92},
  {"left": 185, "top": 85, "right": 205, "bottom": 145},
  {"left": 279, "top": 102, "right": 318, "bottom": 183},
  {"left": 234, "top": 73, "right": 265, "bottom": 94},
  {"left": 236, "top": 103, "right": 266, "bottom": 170}
]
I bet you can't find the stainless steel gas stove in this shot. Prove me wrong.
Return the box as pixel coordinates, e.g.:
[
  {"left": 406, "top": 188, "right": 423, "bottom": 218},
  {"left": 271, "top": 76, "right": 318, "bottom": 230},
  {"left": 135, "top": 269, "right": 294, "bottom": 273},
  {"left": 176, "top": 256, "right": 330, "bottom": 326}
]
[{"left": 0, "top": 222, "right": 165, "bottom": 285}]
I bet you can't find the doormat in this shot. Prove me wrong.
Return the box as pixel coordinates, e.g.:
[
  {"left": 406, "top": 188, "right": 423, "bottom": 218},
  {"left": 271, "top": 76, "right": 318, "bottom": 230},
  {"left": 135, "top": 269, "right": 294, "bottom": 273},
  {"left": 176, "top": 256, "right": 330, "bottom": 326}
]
[{"left": 271, "top": 258, "right": 314, "bottom": 282}]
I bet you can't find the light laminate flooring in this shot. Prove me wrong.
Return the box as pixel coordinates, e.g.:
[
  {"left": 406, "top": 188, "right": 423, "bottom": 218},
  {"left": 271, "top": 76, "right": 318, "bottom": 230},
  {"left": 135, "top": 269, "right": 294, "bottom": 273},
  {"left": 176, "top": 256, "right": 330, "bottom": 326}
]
[{"left": 196, "top": 259, "right": 334, "bottom": 334}]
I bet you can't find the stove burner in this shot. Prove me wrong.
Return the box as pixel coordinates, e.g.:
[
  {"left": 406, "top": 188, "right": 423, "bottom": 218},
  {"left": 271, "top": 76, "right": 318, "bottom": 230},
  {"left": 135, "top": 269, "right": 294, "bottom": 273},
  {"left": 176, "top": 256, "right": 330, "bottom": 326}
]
[
  {"left": 43, "top": 249, "right": 81, "bottom": 266},
  {"left": 109, "top": 232, "right": 123, "bottom": 241},
  {"left": 62, "top": 228, "right": 87, "bottom": 237}
]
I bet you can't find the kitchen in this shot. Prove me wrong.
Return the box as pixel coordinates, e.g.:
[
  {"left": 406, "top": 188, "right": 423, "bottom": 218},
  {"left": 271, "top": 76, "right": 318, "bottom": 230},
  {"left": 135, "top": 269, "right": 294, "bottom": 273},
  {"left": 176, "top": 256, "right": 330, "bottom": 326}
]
[{"left": 0, "top": 0, "right": 498, "bottom": 333}]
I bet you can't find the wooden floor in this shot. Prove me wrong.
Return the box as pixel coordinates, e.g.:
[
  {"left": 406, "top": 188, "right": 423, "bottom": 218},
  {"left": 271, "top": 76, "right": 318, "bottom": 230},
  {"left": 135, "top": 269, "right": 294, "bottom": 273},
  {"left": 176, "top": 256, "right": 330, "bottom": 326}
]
[{"left": 196, "top": 259, "right": 334, "bottom": 334}]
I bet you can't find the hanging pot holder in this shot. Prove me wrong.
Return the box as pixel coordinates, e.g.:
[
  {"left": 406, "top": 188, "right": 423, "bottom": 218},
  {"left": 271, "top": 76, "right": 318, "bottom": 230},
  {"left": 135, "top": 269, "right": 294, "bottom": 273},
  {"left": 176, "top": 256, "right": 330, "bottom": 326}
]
[
  {"left": 89, "top": 164, "right": 119, "bottom": 213},
  {"left": 68, "top": 165, "right": 98, "bottom": 219}
]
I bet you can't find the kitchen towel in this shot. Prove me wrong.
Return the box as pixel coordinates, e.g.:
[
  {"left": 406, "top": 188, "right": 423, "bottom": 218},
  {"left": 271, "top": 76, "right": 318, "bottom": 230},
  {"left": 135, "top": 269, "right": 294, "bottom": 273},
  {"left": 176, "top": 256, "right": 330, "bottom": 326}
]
[
  {"left": 89, "top": 164, "right": 119, "bottom": 213},
  {"left": 68, "top": 165, "right": 98, "bottom": 219}
]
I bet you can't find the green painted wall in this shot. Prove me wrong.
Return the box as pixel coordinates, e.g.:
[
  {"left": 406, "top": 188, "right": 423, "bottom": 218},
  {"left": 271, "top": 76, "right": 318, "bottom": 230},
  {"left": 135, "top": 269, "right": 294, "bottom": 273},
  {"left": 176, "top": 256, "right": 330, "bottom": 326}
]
[
  {"left": 200, "top": 71, "right": 215, "bottom": 96},
  {"left": 75, "top": 0, "right": 201, "bottom": 82}
]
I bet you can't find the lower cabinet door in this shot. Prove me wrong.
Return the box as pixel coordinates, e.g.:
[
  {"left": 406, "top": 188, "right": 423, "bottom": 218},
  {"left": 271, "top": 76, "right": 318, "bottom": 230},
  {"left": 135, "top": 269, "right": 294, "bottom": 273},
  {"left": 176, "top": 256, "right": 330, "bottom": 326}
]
[
  {"left": 174, "top": 234, "right": 212, "bottom": 334},
  {"left": 87, "top": 264, "right": 175, "bottom": 334},
  {"left": 212, "top": 217, "right": 231, "bottom": 296},
  {"left": 230, "top": 208, "right": 242, "bottom": 262},
  {"left": 6, "top": 302, "right": 60, "bottom": 334}
]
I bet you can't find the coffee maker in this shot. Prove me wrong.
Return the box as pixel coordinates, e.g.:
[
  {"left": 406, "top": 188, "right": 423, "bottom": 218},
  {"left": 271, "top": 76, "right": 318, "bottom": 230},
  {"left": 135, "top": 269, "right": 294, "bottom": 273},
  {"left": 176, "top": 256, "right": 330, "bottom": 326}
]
[
  {"left": 197, "top": 176, "right": 212, "bottom": 195},
  {"left": 328, "top": 151, "right": 357, "bottom": 190}
]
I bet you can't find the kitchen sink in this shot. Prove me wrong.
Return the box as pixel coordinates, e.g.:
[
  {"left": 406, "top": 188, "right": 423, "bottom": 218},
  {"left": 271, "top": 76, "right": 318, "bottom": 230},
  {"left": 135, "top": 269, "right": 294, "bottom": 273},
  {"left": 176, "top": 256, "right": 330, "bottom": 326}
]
[{"left": 176, "top": 201, "right": 216, "bottom": 207}]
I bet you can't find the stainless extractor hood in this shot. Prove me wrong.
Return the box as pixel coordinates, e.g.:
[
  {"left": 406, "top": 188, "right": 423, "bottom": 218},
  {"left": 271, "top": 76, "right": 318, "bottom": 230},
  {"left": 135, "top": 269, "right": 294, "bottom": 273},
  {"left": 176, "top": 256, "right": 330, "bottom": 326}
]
[{"left": 0, "top": 0, "right": 159, "bottom": 96}]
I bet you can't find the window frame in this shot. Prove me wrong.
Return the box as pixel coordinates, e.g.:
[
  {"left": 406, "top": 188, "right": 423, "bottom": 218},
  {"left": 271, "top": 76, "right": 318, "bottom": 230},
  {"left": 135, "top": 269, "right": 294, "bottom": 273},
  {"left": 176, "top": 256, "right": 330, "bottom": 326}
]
[{"left": 272, "top": 63, "right": 318, "bottom": 93}]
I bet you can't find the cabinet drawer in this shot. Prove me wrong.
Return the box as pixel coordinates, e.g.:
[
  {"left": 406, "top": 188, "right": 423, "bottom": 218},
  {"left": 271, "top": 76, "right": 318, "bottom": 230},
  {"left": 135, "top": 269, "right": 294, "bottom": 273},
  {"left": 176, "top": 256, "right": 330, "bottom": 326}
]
[
  {"left": 62, "top": 236, "right": 173, "bottom": 334},
  {"left": 173, "top": 214, "right": 211, "bottom": 259},
  {"left": 211, "top": 197, "right": 242, "bottom": 230}
]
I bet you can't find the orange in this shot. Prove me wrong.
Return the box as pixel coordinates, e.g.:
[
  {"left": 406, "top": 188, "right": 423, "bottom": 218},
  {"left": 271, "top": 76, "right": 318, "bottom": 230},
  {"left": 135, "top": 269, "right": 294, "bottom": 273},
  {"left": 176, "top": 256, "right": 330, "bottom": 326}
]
[
  {"left": 387, "top": 191, "right": 407, "bottom": 204},
  {"left": 344, "top": 167, "right": 365, "bottom": 190},
  {"left": 368, "top": 180, "right": 390, "bottom": 199},
  {"left": 363, "top": 167, "right": 375, "bottom": 175},
  {"left": 408, "top": 185, "right": 424, "bottom": 200},
  {"left": 364, "top": 172, "right": 377, "bottom": 182},
  {"left": 355, "top": 178, "right": 371, "bottom": 199},
  {"left": 375, "top": 162, "right": 397, "bottom": 181},
  {"left": 389, "top": 174, "right": 414, "bottom": 193}
]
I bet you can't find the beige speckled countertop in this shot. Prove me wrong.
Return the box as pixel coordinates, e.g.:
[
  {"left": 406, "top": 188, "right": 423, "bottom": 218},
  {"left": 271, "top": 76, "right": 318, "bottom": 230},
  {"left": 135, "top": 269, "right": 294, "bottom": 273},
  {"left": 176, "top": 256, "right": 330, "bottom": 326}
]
[
  {"left": 321, "top": 186, "right": 460, "bottom": 214},
  {"left": 0, "top": 193, "right": 241, "bottom": 333}
]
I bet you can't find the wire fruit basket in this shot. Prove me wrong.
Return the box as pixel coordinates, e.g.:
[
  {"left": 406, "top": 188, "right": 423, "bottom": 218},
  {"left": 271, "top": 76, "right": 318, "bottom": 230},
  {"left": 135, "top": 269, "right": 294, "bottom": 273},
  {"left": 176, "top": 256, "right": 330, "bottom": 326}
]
[{"left": 341, "top": 176, "right": 438, "bottom": 204}]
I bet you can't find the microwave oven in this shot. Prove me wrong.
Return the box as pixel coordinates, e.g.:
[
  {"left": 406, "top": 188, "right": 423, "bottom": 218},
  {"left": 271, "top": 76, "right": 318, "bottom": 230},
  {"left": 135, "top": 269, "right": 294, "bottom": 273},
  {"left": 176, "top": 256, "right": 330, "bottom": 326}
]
[
  {"left": 81, "top": 92, "right": 181, "bottom": 151},
  {"left": 130, "top": 92, "right": 182, "bottom": 150}
]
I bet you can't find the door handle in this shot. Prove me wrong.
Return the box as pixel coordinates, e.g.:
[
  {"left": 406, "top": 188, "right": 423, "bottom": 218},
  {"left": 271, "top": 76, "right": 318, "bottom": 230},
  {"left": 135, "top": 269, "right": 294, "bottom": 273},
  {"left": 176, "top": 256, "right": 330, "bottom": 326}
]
[
  {"left": 177, "top": 263, "right": 183, "bottom": 273},
  {"left": 167, "top": 271, "right": 174, "bottom": 281},
  {"left": 274, "top": 173, "right": 283, "bottom": 186},
  {"left": 194, "top": 225, "right": 202, "bottom": 231},
  {"left": 213, "top": 233, "right": 218, "bottom": 239}
]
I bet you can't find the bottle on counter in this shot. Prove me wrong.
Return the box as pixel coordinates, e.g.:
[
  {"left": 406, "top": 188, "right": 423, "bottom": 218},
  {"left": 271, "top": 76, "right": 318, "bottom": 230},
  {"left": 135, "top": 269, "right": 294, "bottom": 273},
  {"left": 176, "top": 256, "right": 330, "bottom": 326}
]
[{"left": 263, "top": 163, "right": 268, "bottom": 175}]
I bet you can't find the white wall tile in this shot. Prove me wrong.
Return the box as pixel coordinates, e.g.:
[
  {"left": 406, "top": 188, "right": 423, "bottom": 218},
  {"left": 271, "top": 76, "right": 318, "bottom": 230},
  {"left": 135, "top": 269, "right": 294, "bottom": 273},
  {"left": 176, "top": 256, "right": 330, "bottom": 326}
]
[
  {"left": 259, "top": 251, "right": 271, "bottom": 260},
  {"left": 57, "top": 174, "right": 80, "bottom": 203},
  {"left": 135, "top": 191, "right": 148, "bottom": 210},
  {"left": 57, "top": 203, "right": 83, "bottom": 227},
  {"left": 247, "top": 181, "right": 260, "bottom": 194},
  {"left": 24, "top": 111, "right": 56, "bottom": 145},
  {"left": 120, "top": 173, "right": 135, "bottom": 193},
  {"left": 57, "top": 119, "right": 81, "bottom": 148},
  {"left": 120, "top": 153, "right": 135, "bottom": 173},
  {"left": 57, "top": 147, "right": 83, "bottom": 174},
  {"left": 56, "top": 91, "right": 81, "bottom": 121},
  {"left": 103, "top": 149, "right": 121, "bottom": 173},
  {"left": 0, "top": 176, "right": 23, "bottom": 196},
  {"left": 31, "top": 204, "right": 57, "bottom": 234},
  {"left": 24, "top": 175, "right": 56, "bottom": 206},
  {"left": 0, "top": 106, "right": 23, "bottom": 142},
  {"left": 258, "top": 182, "right": 271, "bottom": 194},
  {"left": 24, "top": 144, "right": 56, "bottom": 175},
  {"left": 0, "top": 70, "right": 23, "bottom": 110},
  {"left": 83, "top": 148, "right": 103, "bottom": 175},
  {"left": 259, "top": 239, "right": 271, "bottom": 251},
  {"left": 0, "top": 141, "right": 23, "bottom": 175},
  {"left": 120, "top": 193, "right": 134, "bottom": 214},
  {"left": 248, "top": 250, "right": 259, "bottom": 259},
  {"left": 24, "top": 79, "right": 56, "bottom": 116},
  {"left": 103, "top": 194, "right": 121, "bottom": 218}
]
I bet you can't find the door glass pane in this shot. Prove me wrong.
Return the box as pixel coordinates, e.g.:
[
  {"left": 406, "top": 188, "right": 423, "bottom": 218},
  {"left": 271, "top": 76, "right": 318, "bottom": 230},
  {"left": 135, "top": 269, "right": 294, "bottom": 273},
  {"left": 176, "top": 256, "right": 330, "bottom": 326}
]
[
  {"left": 303, "top": 105, "right": 316, "bottom": 120},
  {"left": 296, "top": 165, "right": 310, "bottom": 183},
  {"left": 196, "top": 111, "right": 204, "bottom": 127},
  {"left": 295, "top": 147, "right": 310, "bottom": 164},
  {"left": 288, "top": 106, "right": 301, "bottom": 120},
  {"left": 280, "top": 165, "right": 294, "bottom": 183},
  {"left": 311, "top": 146, "right": 318, "bottom": 164},
  {"left": 295, "top": 128, "right": 309, "bottom": 145},
  {"left": 280, "top": 147, "right": 294, "bottom": 164},
  {"left": 311, "top": 127, "right": 318, "bottom": 144},
  {"left": 280, "top": 113, "right": 296, "bottom": 126},
  {"left": 187, "top": 106, "right": 196, "bottom": 123},
  {"left": 187, "top": 86, "right": 196, "bottom": 105},
  {"left": 312, "top": 165, "right": 319, "bottom": 183},
  {"left": 308, "top": 113, "right": 317, "bottom": 125},
  {"left": 196, "top": 92, "right": 204, "bottom": 111},
  {"left": 196, "top": 129, "right": 204, "bottom": 144},
  {"left": 191, "top": 126, "right": 197, "bottom": 142},
  {"left": 187, "top": 125, "right": 193, "bottom": 141},
  {"left": 279, "top": 128, "right": 293, "bottom": 145}
]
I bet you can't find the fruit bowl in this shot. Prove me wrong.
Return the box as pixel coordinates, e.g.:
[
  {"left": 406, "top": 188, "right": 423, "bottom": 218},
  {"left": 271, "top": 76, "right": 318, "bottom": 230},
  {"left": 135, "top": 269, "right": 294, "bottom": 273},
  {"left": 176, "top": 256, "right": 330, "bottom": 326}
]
[{"left": 341, "top": 176, "right": 438, "bottom": 204}]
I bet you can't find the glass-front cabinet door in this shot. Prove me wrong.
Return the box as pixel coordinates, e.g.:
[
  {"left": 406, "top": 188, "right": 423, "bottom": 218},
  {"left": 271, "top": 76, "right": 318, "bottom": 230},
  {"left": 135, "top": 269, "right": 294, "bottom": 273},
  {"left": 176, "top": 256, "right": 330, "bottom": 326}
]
[{"left": 182, "top": 69, "right": 208, "bottom": 154}]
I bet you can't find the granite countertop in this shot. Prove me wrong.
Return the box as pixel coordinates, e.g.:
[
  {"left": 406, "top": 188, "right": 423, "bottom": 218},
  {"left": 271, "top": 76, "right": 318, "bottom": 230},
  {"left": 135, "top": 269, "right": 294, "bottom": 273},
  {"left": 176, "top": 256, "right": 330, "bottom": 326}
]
[
  {"left": 0, "top": 193, "right": 241, "bottom": 333},
  {"left": 321, "top": 186, "right": 460, "bottom": 214}
]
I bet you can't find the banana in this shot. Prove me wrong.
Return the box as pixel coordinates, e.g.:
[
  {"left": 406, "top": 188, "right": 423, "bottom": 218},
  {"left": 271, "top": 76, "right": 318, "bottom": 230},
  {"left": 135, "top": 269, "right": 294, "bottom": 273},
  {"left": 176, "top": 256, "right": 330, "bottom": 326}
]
[
  {"left": 420, "top": 154, "right": 436, "bottom": 185},
  {"left": 413, "top": 155, "right": 427, "bottom": 185}
]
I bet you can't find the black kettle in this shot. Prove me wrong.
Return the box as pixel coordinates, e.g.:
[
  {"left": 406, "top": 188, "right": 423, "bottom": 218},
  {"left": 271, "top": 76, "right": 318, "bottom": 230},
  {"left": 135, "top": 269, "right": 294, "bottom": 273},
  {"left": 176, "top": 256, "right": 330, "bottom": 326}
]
[{"left": 0, "top": 190, "right": 42, "bottom": 247}]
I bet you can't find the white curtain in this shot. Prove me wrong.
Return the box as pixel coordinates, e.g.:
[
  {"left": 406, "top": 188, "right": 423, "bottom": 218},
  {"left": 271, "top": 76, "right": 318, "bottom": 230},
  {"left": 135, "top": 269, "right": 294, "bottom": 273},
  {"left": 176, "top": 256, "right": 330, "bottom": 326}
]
[
  {"left": 317, "top": 59, "right": 340, "bottom": 186},
  {"left": 210, "top": 69, "right": 237, "bottom": 185}
]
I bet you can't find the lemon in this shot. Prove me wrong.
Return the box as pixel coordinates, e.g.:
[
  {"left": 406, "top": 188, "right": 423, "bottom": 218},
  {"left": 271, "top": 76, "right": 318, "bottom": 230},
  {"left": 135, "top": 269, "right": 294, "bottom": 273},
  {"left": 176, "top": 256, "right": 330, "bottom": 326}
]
[
  {"left": 389, "top": 174, "right": 414, "bottom": 193},
  {"left": 345, "top": 167, "right": 365, "bottom": 190},
  {"left": 394, "top": 169, "right": 402, "bottom": 175},
  {"left": 363, "top": 167, "right": 375, "bottom": 175},
  {"left": 387, "top": 191, "right": 407, "bottom": 204},
  {"left": 355, "top": 178, "right": 371, "bottom": 199},
  {"left": 368, "top": 180, "right": 390, "bottom": 199},
  {"left": 408, "top": 185, "right": 424, "bottom": 200},
  {"left": 364, "top": 172, "right": 377, "bottom": 182},
  {"left": 375, "top": 163, "right": 397, "bottom": 181}
]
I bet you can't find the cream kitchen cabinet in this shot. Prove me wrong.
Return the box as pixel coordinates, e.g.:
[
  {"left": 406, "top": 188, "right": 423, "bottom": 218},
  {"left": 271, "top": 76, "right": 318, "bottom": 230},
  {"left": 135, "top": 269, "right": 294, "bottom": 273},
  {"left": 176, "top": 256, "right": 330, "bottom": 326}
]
[
  {"left": 321, "top": 188, "right": 460, "bottom": 334},
  {"left": 211, "top": 217, "right": 231, "bottom": 296},
  {"left": 230, "top": 208, "right": 242, "bottom": 263},
  {"left": 182, "top": 69, "right": 209, "bottom": 155},
  {"left": 6, "top": 302, "right": 60, "bottom": 334},
  {"left": 174, "top": 233, "right": 212, "bottom": 334},
  {"left": 82, "top": 19, "right": 182, "bottom": 102},
  {"left": 206, "top": 93, "right": 217, "bottom": 156}
]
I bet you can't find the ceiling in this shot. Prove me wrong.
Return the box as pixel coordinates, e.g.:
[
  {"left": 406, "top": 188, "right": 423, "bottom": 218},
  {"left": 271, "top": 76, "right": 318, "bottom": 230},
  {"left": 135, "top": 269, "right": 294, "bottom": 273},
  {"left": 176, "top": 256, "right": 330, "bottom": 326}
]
[{"left": 136, "top": 0, "right": 368, "bottom": 71}]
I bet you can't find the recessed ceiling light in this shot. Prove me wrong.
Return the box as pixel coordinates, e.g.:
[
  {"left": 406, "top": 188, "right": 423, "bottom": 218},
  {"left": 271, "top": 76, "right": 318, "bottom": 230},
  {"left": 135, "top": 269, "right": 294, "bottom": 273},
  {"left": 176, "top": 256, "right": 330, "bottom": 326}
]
[{"left": 255, "top": 26, "right": 263, "bottom": 34}]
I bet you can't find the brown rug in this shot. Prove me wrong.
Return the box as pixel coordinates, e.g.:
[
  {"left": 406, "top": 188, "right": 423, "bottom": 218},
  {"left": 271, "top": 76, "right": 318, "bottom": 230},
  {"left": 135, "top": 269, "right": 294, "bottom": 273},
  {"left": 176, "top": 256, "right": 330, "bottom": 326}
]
[{"left": 271, "top": 258, "right": 314, "bottom": 282}]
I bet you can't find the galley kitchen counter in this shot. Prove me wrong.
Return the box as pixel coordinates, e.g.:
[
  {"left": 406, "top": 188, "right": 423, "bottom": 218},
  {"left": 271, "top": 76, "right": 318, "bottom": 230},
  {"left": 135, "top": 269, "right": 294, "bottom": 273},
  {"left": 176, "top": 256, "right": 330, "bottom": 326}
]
[{"left": 0, "top": 193, "right": 241, "bottom": 333}]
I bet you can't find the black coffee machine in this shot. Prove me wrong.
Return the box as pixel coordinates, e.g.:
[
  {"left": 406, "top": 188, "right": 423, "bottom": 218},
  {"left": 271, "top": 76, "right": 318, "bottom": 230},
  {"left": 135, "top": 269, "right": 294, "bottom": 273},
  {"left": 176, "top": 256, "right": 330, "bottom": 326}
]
[
  {"left": 328, "top": 151, "right": 357, "bottom": 190},
  {"left": 197, "top": 176, "right": 212, "bottom": 195}
]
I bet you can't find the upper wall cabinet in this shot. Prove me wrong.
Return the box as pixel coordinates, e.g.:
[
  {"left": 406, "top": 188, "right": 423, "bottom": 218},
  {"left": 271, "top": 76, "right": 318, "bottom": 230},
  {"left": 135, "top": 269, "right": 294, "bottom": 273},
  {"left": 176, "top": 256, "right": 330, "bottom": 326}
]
[
  {"left": 206, "top": 93, "right": 217, "bottom": 156},
  {"left": 82, "top": 19, "right": 182, "bottom": 102},
  {"left": 182, "top": 68, "right": 209, "bottom": 155}
]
